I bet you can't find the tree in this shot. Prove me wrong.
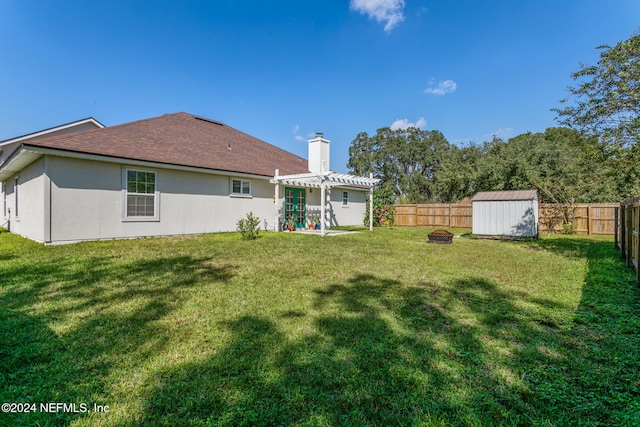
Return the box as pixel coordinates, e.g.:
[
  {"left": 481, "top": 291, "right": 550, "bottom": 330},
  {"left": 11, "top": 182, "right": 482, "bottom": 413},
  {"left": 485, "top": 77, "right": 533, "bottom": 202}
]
[
  {"left": 471, "top": 128, "right": 617, "bottom": 231},
  {"left": 474, "top": 129, "right": 612, "bottom": 201},
  {"left": 474, "top": 136, "right": 532, "bottom": 193},
  {"left": 348, "top": 127, "right": 452, "bottom": 203},
  {"left": 349, "top": 120, "right": 628, "bottom": 211},
  {"left": 434, "top": 143, "right": 482, "bottom": 203},
  {"left": 555, "top": 33, "right": 640, "bottom": 148}
]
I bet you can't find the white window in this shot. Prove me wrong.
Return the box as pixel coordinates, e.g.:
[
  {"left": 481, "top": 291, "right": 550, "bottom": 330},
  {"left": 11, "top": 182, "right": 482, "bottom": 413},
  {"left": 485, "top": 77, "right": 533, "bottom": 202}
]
[
  {"left": 2, "top": 182, "right": 6, "bottom": 218},
  {"left": 125, "top": 170, "right": 157, "bottom": 218},
  {"left": 231, "top": 179, "right": 251, "bottom": 196},
  {"left": 342, "top": 191, "right": 349, "bottom": 206}
]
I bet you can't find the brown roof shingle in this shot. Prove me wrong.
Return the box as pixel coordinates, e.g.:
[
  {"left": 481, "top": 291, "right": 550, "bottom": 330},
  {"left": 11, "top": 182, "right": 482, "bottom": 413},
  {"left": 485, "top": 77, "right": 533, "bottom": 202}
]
[{"left": 21, "top": 112, "right": 309, "bottom": 177}]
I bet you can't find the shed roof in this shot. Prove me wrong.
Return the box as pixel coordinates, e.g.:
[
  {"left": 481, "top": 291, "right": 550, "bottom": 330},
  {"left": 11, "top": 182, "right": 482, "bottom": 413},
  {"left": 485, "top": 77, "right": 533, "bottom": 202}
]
[
  {"left": 4, "top": 112, "right": 309, "bottom": 177},
  {"left": 472, "top": 190, "right": 537, "bottom": 202}
]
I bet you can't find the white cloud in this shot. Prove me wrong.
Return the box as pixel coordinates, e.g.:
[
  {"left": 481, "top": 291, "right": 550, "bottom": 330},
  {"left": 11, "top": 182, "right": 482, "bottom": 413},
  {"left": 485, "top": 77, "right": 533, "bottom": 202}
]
[
  {"left": 490, "top": 127, "right": 514, "bottom": 139},
  {"left": 425, "top": 79, "right": 457, "bottom": 95},
  {"left": 350, "top": 0, "right": 405, "bottom": 33},
  {"left": 292, "top": 125, "right": 306, "bottom": 141},
  {"left": 390, "top": 117, "right": 427, "bottom": 130}
]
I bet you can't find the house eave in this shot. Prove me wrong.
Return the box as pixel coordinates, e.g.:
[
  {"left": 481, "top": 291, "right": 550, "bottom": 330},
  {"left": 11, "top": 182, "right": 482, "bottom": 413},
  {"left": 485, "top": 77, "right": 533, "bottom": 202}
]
[
  {"left": 0, "top": 118, "right": 105, "bottom": 146},
  {"left": 0, "top": 148, "right": 43, "bottom": 180},
  {"left": 0, "top": 145, "right": 276, "bottom": 181}
]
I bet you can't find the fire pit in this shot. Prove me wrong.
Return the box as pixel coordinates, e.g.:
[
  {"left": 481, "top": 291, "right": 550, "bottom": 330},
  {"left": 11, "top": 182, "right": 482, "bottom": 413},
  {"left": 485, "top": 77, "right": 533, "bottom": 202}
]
[{"left": 427, "top": 229, "right": 454, "bottom": 244}]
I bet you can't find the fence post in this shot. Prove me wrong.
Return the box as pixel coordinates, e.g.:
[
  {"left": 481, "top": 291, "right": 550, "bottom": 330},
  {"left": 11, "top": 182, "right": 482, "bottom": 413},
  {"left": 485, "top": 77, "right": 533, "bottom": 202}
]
[
  {"left": 627, "top": 204, "right": 633, "bottom": 267},
  {"left": 621, "top": 204, "right": 626, "bottom": 261},
  {"left": 626, "top": 204, "right": 630, "bottom": 266},
  {"left": 628, "top": 203, "right": 633, "bottom": 265},
  {"left": 587, "top": 205, "right": 592, "bottom": 235},
  {"left": 624, "top": 203, "right": 633, "bottom": 267},
  {"left": 614, "top": 207, "right": 619, "bottom": 250},
  {"left": 636, "top": 203, "right": 640, "bottom": 284}
]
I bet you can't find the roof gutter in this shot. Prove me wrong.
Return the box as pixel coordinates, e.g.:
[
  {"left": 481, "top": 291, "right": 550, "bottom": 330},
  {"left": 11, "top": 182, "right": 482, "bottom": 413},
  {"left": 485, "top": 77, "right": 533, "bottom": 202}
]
[{"left": 0, "top": 146, "right": 43, "bottom": 181}]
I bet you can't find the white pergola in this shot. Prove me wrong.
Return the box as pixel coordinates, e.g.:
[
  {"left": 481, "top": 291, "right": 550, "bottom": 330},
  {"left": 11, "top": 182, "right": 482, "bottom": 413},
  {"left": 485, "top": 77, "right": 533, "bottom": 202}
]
[{"left": 270, "top": 169, "right": 380, "bottom": 236}]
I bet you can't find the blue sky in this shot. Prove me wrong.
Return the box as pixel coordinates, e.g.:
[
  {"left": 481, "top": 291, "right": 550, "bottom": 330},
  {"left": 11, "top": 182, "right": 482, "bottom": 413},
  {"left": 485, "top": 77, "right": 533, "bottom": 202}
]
[{"left": 1, "top": 1, "right": 638, "bottom": 173}]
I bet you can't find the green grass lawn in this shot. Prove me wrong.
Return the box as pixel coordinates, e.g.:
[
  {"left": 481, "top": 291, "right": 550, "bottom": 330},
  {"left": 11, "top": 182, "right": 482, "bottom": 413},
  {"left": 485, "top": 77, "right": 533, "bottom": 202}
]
[{"left": 1, "top": 227, "right": 639, "bottom": 426}]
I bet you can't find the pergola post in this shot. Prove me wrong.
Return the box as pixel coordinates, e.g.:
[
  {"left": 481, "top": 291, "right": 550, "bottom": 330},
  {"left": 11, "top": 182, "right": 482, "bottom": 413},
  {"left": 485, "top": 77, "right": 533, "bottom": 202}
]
[
  {"left": 369, "top": 173, "right": 374, "bottom": 232},
  {"left": 274, "top": 169, "right": 279, "bottom": 232},
  {"left": 321, "top": 181, "right": 327, "bottom": 236}
]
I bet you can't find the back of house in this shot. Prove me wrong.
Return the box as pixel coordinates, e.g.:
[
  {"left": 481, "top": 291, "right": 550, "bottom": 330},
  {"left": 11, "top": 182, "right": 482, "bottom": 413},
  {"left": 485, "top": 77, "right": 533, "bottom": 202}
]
[{"left": 0, "top": 112, "right": 375, "bottom": 244}]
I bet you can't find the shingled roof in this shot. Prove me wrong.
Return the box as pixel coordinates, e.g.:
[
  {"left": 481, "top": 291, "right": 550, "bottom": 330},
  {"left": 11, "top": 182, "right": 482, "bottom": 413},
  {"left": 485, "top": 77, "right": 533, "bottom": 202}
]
[{"left": 16, "top": 112, "right": 310, "bottom": 177}]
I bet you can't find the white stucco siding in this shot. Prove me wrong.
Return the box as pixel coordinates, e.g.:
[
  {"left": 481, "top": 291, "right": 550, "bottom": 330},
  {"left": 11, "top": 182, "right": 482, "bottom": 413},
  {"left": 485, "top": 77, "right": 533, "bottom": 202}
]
[
  {"left": 304, "top": 188, "right": 322, "bottom": 226},
  {"left": 329, "top": 188, "right": 367, "bottom": 227},
  {"left": 49, "top": 157, "right": 121, "bottom": 242},
  {"left": 6, "top": 158, "right": 46, "bottom": 242},
  {"left": 47, "top": 156, "right": 278, "bottom": 243},
  {"left": 202, "top": 176, "right": 275, "bottom": 233},
  {"left": 7, "top": 154, "right": 371, "bottom": 243},
  {"left": 160, "top": 169, "right": 228, "bottom": 234}
]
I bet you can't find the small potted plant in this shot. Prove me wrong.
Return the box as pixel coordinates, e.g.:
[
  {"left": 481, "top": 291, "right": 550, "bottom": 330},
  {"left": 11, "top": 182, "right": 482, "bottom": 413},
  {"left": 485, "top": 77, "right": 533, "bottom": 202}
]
[
  {"left": 308, "top": 215, "right": 318, "bottom": 230},
  {"left": 287, "top": 215, "right": 296, "bottom": 231}
]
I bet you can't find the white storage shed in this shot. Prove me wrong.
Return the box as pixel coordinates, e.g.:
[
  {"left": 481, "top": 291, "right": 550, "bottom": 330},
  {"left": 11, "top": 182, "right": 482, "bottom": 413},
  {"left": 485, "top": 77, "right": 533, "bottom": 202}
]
[{"left": 472, "top": 190, "right": 539, "bottom": 238}]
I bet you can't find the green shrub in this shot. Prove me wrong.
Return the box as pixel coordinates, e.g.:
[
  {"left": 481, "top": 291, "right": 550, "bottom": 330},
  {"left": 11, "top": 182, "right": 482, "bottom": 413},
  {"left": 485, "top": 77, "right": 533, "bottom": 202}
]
[
  {"left": 562, "top": 221, "right": 576, "bottom": 234},
  {"left": 364, "top": 188, "right": 396, "bottom": 227},
  {"left": 236, "top": 212, "right": 261, "bottom": 240}
]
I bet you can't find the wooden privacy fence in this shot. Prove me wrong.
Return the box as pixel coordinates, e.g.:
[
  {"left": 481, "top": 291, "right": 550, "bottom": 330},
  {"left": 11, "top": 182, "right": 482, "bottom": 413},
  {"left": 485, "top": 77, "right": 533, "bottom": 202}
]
[
  {"left": 394, "top": 203, "right": 619, "bottom": 235},
  {"left": 395, "top": 204, "right": 473, "bottom": 228},
  {"left": 538, "top": 203, "right": 618, "bottom": 235},
  {"left": 618, "top": 197, "right": 640, "bottom": 283}
]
